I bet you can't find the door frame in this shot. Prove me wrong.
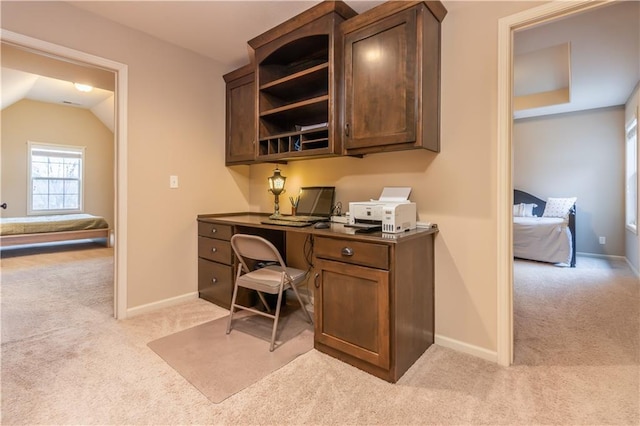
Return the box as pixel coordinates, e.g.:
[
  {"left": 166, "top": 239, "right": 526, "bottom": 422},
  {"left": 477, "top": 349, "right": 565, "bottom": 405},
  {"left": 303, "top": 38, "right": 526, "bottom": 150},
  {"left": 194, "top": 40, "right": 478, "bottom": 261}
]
[
  {"left": 496, "top": 0, "right": 614, "bottom": 366},
  {"left": 1, "top": 29, "right": 129, "bottom": 319}
]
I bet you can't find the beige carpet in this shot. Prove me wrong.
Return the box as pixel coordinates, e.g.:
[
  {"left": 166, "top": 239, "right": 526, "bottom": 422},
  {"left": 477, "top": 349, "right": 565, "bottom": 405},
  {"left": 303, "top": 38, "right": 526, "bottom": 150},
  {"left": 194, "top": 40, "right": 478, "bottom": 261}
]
[
  {"left": 1, "top": 245, "right": 638, "bottom": 425},
  {"left": 514, "top": 256, "right": 639, "bottom": 367},
  {"left": 148, "top": 309, "right": 313, "bottom": 403}
]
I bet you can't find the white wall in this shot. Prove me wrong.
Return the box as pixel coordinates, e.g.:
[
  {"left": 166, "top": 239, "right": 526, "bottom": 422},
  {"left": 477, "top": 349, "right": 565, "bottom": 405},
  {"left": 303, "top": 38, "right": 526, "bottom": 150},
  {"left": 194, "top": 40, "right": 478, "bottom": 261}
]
[{"left": 513, "top": 106, "right": 626, "bottom": 256}]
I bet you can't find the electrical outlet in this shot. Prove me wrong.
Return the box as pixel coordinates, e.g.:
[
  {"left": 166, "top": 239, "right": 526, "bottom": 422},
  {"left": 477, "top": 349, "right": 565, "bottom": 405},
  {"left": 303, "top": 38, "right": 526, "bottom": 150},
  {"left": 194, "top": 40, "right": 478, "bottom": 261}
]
[{"left": 599, "top": 236, "right": 606, "bottom": 245}]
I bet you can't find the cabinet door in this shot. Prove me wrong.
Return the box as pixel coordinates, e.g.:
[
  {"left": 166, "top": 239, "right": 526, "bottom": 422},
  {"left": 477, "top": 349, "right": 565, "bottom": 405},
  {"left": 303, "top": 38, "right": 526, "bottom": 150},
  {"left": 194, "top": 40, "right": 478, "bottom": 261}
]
[
  {"left": 225, "top": 68, "right": 255, "bottom": 165},
  {"left": 314, "top": 258, "right": 390, "bottom": 369},
  {"left": 343, "top": 8, "right": 417, "bottom": 151}
]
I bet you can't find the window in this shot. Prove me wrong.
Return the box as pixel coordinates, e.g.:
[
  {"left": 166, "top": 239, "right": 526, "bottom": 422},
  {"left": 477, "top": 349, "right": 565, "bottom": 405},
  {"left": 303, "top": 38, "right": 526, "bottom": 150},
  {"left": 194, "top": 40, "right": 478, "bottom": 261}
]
[
  {"left": 28, "top": 142, "right": 84, "bottom": 215},
  {"left": 626, "top": 118, "right": 638, "bottom": 233}
]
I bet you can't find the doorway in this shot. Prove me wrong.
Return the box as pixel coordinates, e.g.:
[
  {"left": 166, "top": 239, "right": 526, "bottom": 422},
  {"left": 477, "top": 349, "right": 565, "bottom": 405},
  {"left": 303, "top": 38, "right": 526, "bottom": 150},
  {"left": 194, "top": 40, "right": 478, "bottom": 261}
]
[
  {"left": 496, "top": 1, "right": 614, "bottom": 366},
  {"left": 1, "top": 29, "right": 129, "bottom": 319}
]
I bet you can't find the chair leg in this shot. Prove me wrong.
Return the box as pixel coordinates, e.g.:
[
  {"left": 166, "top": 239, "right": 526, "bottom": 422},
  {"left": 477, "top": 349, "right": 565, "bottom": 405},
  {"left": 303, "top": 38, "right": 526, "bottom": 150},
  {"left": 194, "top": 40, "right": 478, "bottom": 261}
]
[
  {"left": 290, "top": 282, "right": 313, "bottom": 324},
  {"left": 269, "top": 287, "right": 285, "bottom": 352},
  {"left": 226, "top": 282, "right": 241, "bottom": 335}
]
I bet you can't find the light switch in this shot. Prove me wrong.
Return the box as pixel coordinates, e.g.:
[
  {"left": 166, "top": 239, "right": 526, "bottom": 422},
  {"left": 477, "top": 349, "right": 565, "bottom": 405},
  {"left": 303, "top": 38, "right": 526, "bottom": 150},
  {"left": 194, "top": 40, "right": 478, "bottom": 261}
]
[{"left": 169, "top": 175, "right": 179, "bottom": 189}]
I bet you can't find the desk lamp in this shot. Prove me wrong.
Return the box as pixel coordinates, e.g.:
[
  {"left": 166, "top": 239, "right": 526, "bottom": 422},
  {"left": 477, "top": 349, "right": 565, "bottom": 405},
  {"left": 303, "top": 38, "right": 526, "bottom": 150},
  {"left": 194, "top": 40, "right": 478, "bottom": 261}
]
[{"left": 268, "top": 166, "right": 286, "bottom": 217}]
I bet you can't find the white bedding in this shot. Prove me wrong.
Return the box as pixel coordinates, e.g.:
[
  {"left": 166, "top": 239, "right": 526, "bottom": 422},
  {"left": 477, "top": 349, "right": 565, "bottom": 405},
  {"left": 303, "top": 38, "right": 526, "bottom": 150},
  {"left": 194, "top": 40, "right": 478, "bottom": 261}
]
[{"left": 513, "top": 216, "right": 572, "bottom": 264}]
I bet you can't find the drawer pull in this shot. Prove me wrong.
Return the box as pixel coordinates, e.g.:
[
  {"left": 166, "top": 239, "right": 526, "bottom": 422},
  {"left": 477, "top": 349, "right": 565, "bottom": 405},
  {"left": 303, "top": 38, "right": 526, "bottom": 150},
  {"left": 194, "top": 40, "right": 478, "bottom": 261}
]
[
  {"left": 211, "top": 247, "right": 217, "bottom": 253},
  {"left": 210, "top": 228, "right": 217, "bottom": 234},
  {"left": 341, "top": 247, "right": 354, "bottom": 257},
  {"left": 314, "top": 273, "right": 320, "bottom": 288},
  {"left": 211, "top": 277, "right": 218, "bottom": 284}
]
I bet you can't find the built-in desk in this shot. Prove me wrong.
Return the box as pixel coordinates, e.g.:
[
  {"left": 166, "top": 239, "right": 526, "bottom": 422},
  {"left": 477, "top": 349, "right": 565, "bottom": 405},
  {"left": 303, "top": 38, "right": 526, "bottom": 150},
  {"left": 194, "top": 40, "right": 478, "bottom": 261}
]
[{"left": 197, "top": 212, "right": 437, "bottom": 382}]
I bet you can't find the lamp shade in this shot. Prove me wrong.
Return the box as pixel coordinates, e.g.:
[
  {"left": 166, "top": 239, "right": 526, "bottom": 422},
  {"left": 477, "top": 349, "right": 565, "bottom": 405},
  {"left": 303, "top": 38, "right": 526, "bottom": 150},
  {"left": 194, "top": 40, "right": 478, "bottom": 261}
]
[{"left": 267, "top": 167, "right": 286, "bottom": 195}]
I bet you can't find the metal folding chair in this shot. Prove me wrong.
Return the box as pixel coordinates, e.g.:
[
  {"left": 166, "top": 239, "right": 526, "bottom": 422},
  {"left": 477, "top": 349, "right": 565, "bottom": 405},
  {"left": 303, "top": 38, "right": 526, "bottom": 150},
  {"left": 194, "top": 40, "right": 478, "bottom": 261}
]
[{"left": 226, "top": 234, "right": 313, "bottom": 351}]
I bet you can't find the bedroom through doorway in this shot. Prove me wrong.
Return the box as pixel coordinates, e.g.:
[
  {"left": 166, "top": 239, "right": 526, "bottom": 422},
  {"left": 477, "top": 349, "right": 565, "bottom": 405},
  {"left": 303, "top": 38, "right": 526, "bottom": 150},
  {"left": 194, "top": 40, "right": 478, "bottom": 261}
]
[
  {"left": 508, "top": 2, "right": 638, "bottom": 365},
  {"left": 0, "top": 32, "right": 127, "bottom": 319}
]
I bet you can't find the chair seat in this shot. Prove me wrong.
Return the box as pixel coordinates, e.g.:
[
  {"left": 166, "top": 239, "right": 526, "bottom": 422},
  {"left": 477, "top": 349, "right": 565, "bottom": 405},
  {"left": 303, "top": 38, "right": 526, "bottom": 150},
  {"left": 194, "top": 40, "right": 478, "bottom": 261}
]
[{"left": 237, "top": 265, "right": 306, "bottom": 294}]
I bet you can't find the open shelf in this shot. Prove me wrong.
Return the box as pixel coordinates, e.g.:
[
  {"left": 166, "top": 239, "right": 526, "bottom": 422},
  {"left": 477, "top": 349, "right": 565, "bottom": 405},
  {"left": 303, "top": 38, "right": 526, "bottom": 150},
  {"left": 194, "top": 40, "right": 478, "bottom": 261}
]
[
  {"left": 255, "top": 24, "right": 338, "bottom": 161},
  {"left": 258, "top": 127, "right": 330, "bottom": 157},
  {"left": 260, "top": 63, "right": 329, "bottom": 99},
  {"left": 260, "top": 95, "right": 328, "bottom": 120}
]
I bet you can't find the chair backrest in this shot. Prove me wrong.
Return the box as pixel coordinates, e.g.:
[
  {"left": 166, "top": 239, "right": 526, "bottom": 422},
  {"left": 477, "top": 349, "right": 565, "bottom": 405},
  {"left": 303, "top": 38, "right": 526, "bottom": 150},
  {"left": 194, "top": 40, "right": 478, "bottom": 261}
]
[{"left": 230, "top": 234, "right": 286, "bottom": 273}]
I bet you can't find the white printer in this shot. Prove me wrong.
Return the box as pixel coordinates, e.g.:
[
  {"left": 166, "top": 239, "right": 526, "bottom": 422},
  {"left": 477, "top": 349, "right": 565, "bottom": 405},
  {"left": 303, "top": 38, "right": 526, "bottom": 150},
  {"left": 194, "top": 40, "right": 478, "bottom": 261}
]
[{"left": 349, "top": 187, "right": 417, "bottom": 233}]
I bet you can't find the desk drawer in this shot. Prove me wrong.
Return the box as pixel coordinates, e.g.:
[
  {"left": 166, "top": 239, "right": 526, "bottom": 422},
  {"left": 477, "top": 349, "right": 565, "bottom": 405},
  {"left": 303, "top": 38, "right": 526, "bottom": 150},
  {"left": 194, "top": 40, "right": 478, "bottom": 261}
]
[
  {"left": 198, "top": 258, "right": 233, "bottom": 292},
  {"left": 198, "top": 221, "right": 233, "bottom": 240},
  {"left": 314, "top": 237, "right": 389, "bottom": 270},
  {"left": 198, "top": 236, "right": 233, "bottom": 264}
]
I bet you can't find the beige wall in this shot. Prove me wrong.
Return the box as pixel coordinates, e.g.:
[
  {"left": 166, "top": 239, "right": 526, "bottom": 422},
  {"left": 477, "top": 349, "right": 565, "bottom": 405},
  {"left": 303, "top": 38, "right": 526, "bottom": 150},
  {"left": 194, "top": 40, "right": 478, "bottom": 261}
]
[
  {"left": 1, "top": 1, "right": 251, "bottom": 308},
  {"left": 1, "top": 99, "right": 115, "bottom": 226},
  {"left": 513, "top": 107, "right": 625, "bottom": 256},
  {"left": 1, "top": 0, "right": 541, "bottom": 355}
]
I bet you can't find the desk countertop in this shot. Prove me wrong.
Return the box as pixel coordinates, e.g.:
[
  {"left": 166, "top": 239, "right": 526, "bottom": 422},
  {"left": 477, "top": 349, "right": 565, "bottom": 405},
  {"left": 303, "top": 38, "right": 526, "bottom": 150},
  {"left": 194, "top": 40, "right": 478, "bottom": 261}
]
[{"left": 197, "top": 212, "right": 437, "bottom": 243}]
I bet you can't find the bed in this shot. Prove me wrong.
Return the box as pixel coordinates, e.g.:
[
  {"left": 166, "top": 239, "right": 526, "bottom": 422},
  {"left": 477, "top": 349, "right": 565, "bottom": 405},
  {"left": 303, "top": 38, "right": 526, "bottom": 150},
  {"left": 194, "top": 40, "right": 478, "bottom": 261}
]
[
  {"left": 0, "top": 214, "right": 110, "bottom": 247},
  {"left": 513, "top": 189, "right": 576, "bottom": 267}
]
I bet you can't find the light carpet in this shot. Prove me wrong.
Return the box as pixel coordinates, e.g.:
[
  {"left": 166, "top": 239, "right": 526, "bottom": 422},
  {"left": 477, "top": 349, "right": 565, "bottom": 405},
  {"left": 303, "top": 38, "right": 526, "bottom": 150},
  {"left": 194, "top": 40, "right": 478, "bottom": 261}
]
[
  {"left": 2, "top": 246, "right": 638, "bottom": 425},
  {"left": 148, "top": 309, "right": 313, "bottom": 403}
]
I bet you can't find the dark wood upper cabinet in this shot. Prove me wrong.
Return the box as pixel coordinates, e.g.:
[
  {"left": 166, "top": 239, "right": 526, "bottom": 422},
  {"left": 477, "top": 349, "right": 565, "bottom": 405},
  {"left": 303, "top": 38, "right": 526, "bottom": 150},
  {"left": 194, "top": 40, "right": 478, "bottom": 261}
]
[
  {"left": 248, "top": 1, "right": 357, "bottom": 162},
  {"left": 223, "top": 64, "right": 256, "bottom": 165},
  {"left": 222, "top": 1, "right": 446, "bottom": 163},
  {"left": 342, "top": 1, "right": 446, "bottom": 155}
]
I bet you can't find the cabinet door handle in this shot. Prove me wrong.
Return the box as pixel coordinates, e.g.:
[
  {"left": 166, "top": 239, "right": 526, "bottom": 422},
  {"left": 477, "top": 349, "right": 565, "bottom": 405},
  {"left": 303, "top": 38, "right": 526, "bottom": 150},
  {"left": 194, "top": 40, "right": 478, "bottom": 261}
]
[
  {"left": 211, "top": 247, "right": 217, "bottom": 253},
  {"left": 210, "top": 228, "right": 217, "bottom": 234},
  {"left": 341, "top": 247, "right": 354, "bottom": 257},
  {"left": 345, "top": 123, "right": 350, "bottom": 137},
  {"left": 211, "top": 277, "right": 218, "bottom": 284},
  {"left": 314, "top": 273, "right": 320, "bottom": 288}
]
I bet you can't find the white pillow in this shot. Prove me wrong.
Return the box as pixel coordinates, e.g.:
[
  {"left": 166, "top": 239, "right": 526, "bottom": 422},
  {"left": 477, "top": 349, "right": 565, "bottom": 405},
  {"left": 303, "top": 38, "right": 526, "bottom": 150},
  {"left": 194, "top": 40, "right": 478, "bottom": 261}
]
[
  {"left": 542, "top": 197, "right": 576, "bottom": 218},
  {"left": 513, "top": 203, "right": 538, "bottom": 217},
  {"left": 513, "top": 204, "right": 524, "bottom": 217},
  {"left": 522, "top": 203, "right": 537, "bottom": 217}
]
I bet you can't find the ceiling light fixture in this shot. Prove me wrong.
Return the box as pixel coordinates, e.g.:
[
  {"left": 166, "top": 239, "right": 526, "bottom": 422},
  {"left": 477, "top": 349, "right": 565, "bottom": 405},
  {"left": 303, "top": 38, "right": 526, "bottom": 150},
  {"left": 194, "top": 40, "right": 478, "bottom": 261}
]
[{"left": 74, "top": 83, "right": 93, "bottom": 93}]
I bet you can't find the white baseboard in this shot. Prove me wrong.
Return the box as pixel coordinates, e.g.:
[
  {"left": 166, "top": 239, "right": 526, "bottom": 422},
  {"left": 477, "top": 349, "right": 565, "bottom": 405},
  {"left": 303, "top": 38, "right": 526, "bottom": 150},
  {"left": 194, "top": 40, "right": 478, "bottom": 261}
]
[
  {"left": 576, "top": 251, "right": 626, "bottom": 260},
  {"left": 434, "top": 334, "right": 498, "bottom": 363},
  {"left": 576, "top": 252, "right": 640, "bottom": 277},
  {"left": 626, "top": 259, "right": 640, "bottom": 277},
  {"left": 126, "top": 291, "right": 199, "bottom": 318}
]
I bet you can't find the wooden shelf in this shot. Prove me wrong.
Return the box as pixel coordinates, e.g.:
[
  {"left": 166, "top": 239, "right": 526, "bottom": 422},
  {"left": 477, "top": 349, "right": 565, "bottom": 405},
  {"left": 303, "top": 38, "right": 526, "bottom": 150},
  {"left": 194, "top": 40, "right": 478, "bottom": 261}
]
[
  {"left": 260, "top": 95, "right": 328, "bottom": 118},
  {"left": 253, "top": 8, "right": 350, "bottom": 161},
  {"left": 260, "top": 63, "right": 329, "bottom": 101}
]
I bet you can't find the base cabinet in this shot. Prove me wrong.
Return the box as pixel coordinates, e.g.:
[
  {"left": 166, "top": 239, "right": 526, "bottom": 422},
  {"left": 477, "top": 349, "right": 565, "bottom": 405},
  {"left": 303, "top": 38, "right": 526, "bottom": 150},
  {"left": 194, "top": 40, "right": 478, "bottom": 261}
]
[{"left": 313, "top": 232, "right": 435, "bottom": 383}]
